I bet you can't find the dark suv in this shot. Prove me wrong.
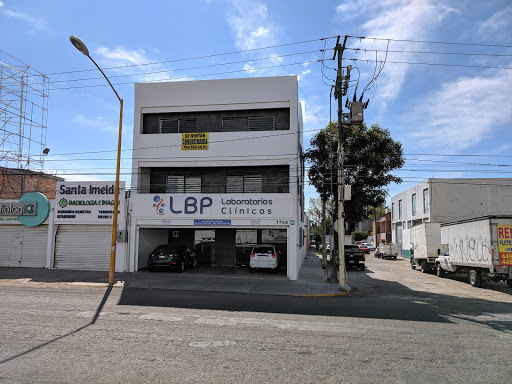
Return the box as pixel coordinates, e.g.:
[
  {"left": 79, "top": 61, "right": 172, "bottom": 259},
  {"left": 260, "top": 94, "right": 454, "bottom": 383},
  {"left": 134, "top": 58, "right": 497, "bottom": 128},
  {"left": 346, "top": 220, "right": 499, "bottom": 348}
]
[{"left": 148, "top": 244, "right": 198, "bottom": 272}]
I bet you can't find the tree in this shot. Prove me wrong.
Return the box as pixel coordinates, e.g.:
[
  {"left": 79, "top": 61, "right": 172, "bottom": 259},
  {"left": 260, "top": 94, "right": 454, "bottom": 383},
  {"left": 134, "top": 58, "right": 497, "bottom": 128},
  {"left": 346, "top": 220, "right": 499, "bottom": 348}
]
[
  {"left": 305, "top": 122, "right": 404, "bottom": 233},
  {"left": 306, "top": 197, "right": 334, "bottom": 233}
]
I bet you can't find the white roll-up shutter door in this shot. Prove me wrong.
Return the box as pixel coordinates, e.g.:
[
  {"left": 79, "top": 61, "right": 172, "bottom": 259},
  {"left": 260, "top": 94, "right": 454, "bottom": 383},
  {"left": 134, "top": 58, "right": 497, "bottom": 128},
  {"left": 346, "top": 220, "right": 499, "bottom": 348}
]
[
  {"left": 0, "top": 225, "right": 48, "bottom": 268},
  {"left": 54, "top": 225, "right": 111, "bottom": 270}
]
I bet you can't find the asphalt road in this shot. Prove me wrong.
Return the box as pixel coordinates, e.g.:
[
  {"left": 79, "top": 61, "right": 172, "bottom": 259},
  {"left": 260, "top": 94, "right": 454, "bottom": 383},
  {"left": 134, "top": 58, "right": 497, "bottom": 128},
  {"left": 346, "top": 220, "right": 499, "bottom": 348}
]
[{"left": 1, "top": 254, "right": 511, "bottom": 384}]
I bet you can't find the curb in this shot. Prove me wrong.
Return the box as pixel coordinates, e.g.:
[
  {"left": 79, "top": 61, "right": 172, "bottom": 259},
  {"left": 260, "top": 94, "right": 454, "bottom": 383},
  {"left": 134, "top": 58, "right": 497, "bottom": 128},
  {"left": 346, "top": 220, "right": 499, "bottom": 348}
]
[{"left": 292, "top": 288, "right": 352, "bottom": 297}]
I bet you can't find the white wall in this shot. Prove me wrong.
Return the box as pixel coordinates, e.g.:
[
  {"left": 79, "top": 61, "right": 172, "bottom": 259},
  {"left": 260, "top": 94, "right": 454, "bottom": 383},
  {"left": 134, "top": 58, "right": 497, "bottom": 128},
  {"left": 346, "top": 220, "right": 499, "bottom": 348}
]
[{"left": 431, "top": 178, "right": 512, "bottom": 222}]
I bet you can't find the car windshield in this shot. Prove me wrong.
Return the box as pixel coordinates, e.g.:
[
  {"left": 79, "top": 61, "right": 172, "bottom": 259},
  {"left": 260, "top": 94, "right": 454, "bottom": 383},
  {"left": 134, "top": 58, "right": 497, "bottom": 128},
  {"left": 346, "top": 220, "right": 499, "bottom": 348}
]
[
  {"left": 152, "top": 245, "right": 183, "bottom": 253},
  {"left": 253, "top": 246, "right": 274, "bottom": 253}
]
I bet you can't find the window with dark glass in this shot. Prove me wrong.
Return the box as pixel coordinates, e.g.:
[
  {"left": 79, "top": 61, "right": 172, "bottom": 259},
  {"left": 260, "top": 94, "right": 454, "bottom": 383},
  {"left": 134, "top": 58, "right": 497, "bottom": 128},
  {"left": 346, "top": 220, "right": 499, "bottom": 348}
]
[
  {"left": 226, "top": 175, "right": 262, "bottom": 193},
  {"left": 166, "top": 176, "right": 202, "bottom": 193},
  {"left": 159, "top": 118, "right": 197, "bottom": 133}
]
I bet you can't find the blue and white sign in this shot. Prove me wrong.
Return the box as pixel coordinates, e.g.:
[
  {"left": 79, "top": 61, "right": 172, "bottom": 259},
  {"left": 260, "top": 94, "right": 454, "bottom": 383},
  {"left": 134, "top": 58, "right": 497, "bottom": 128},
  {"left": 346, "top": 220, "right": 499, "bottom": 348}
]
[
  {"left": 194, "top": 219, "right": 231, "bottom": 225},
  {"left": 132, "top": 194, "right": 293, "bottom": 220}
]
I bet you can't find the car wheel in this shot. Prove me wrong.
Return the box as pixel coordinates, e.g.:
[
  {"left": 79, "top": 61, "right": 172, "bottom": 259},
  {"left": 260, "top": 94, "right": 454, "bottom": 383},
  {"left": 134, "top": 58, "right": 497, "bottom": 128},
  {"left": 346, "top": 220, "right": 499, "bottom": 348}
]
[
  {"left": 249, "top": 267, "right": 256, "bottom": 273},
  {"left": 192, "top": 258, "right": 198, "bottom": 268},
  {"left": 507, "top": 279, "right": 512, "bottom": 288},
  {"left": 177, "top": 261, "right": 185, "bottom": 273},
  {"left": 149, "top": 266, "right": 155, "bottom": 272},
  {"left": 436, "top": 264, "right": 445, "bottom": 278},
  {"left": 360, "top": 265, "right": 365, "bottom": 271},
  {"left": 272, "top": 266, "right": 279, "bottom": 274},
  {"left": 469, "top": 269, "right": 481, "bottom": 287}
]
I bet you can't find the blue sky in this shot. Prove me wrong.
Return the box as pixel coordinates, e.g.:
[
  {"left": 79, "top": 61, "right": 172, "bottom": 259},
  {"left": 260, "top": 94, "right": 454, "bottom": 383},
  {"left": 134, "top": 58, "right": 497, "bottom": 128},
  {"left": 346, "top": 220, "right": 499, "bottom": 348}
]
[{"left": 1, "top": 0, "right": 511, "bottom": 208}]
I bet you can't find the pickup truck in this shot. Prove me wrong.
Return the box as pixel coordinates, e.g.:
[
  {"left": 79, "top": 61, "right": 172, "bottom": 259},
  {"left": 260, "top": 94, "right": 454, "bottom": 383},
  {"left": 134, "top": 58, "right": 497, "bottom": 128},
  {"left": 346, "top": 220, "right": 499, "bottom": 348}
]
[
  {"left": 375, "top": 243, "right": 398, "bottom": 260},
  {"left": 343, "top": 245, "right": 365, "bottom": 271}
]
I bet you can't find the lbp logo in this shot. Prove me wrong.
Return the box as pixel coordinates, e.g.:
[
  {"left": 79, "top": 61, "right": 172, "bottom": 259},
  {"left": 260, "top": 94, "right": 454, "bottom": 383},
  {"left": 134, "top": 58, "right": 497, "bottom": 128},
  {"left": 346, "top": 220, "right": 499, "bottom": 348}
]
[{"left": 153, "top": 195, "right": 165, "bottom": 215}]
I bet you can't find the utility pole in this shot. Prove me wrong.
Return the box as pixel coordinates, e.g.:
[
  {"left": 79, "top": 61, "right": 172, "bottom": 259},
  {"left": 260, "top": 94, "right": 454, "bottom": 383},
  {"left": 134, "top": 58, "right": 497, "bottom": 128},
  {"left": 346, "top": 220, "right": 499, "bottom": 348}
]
[{"left": 334, "top": 35, "right": 349, "bottom": 291}]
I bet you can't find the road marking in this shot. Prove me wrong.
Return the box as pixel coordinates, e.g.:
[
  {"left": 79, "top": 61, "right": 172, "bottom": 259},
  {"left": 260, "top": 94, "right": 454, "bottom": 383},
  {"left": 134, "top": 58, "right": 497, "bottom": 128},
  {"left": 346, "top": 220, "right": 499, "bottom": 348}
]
[
  {"left": 189, "top": 340, "right": 236, "bottom": 348},
  {"left": 474, "top": 313, "right": 512, "bottom": 322}
]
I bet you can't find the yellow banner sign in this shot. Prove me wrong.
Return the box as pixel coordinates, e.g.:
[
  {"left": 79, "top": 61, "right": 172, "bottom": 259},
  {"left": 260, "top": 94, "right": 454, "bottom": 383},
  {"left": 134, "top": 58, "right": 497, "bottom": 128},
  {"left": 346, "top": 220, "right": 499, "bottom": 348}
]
[
  {"left": 181, "top": 132, "right": 208, "bottom": 150},
  {"left": 498, "top": 225, "right": 512, "bottom": 266}
]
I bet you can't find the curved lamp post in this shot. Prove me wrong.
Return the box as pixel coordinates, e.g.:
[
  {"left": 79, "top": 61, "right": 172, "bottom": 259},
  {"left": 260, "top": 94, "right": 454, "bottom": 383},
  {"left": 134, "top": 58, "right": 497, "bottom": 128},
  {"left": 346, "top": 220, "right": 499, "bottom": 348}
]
[{"left": 70, "top": 35, "right": 123, "bottom": 287}]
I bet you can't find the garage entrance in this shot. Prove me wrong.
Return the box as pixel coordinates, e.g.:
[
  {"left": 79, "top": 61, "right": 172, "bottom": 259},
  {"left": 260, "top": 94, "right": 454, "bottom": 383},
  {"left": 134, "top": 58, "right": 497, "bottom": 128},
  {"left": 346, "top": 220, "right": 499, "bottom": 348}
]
[{"left": 136, "top": 227, "right": 287, "bottom": 270}]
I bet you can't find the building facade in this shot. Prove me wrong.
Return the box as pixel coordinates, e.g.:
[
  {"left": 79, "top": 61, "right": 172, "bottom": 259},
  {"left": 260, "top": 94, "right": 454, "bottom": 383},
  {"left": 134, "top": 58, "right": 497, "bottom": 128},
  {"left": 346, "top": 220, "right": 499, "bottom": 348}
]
[
  {"left": 391, "top": 178, "right": 512, "bottom": 257},
  {"left": 128, "top": 76, "right": 306, "bottom": 279}
]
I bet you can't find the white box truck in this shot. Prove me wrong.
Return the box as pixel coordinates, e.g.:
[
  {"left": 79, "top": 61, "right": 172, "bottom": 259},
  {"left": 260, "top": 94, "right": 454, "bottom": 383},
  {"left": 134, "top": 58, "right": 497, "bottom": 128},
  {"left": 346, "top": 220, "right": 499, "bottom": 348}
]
[
  {"left": 409, "top": 223, "right": 448, "bottom": 272},
  {"left": 437, "top": 216, "right": 512, "bottom": 288}
]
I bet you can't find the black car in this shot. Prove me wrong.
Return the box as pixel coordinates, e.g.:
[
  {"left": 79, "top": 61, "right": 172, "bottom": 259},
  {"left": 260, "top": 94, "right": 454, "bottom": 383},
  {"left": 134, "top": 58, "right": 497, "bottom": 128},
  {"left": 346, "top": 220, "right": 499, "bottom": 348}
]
[{"left": 148, "top": 244, "right": 198, "bottom": 272}]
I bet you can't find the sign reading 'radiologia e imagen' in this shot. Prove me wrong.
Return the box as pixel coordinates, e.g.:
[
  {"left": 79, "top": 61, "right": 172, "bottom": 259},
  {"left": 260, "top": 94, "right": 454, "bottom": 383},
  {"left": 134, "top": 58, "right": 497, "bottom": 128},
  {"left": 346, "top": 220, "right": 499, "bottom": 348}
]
[{"left": 54, "top": 181, "right": 126, "bottom": 224}]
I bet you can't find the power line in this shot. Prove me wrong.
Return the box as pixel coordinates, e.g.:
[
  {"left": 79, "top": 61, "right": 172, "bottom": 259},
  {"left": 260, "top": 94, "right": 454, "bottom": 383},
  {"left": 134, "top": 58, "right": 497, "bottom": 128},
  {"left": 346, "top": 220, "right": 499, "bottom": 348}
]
[
  {"left": 346, "top": 47, "right": 512, "bottom": 57},
  {"left": 46, "top": 37, "right": 338, "bottom": 76},
  {"left": 344, "top": 58, "right": 512, "bottom": 70},
  {"left": 348, "top": 35, "right": 512, "bottom": 48},
  {"left": 50, "top": 50, "right": 324, "bottom": 84},
  {"left": 48, "top": 59, "right": 323, "bottom": 91}
]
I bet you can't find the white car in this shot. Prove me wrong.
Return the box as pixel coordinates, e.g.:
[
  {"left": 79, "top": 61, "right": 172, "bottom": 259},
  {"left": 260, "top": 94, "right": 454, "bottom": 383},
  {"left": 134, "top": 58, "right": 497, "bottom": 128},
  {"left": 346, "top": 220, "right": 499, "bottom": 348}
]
[
  {"left": 362, "top": 243, "right": 375, "bottom": 251},
  {"left": 249, "top": 244, "right": 280, "bottom": 273}
]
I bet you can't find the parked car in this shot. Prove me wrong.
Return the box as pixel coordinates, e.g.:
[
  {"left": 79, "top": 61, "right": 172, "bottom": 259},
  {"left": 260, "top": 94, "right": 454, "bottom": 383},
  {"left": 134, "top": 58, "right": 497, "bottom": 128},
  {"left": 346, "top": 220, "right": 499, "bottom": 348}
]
[
  {"left": 358, "top": 244, "right": 370, "bottom": 254},
  {"left": 249, "top": 244, "right": 280, "bottom": 273},
  {"left": 148, "top": 244, "right": 198, "bottom": 272},
  {"left": 343, "top": 245, "right": 366, "bottom": 270},
  {"left": 363, "top": 243, "right": 375, "bottom": 252}
]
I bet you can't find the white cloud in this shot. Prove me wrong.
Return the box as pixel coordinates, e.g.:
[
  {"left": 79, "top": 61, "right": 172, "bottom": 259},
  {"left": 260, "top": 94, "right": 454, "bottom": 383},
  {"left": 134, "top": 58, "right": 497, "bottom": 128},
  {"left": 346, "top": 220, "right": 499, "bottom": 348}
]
[
  {"left": 95, "top": 46, "right": 174, "bottom": 82},
  {"left": 408, "top": 68, "right": 512, "bottom": 151},
  {"left": 0, "top": 4, "right": 46, "bottom": 29},
  {"left": 227, "top": 0, "right": 276, "bottom": 51},
  {"left": 478, "top": 7, "right": 512, "bottom": 35},
  {"left": 73, "top": 114, "right": 117, "bottom": 133},
  {"left": 336, "top": 0, "right": 460, "bottom": 109}
]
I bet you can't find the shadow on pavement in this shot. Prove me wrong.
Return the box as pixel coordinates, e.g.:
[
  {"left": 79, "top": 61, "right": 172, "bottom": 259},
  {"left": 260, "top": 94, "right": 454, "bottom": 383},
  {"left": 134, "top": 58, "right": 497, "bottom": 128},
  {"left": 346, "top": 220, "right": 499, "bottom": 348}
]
[{"left": 0, "top": 286, "right": 112, "bottom": 365}]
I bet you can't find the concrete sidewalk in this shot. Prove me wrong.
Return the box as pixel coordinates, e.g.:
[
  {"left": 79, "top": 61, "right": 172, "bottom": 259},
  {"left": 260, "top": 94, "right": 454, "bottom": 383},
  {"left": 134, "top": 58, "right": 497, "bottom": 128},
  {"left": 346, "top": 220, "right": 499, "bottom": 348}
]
[{"left": 0, "top": 248, "right": 349, "bottom": 296}]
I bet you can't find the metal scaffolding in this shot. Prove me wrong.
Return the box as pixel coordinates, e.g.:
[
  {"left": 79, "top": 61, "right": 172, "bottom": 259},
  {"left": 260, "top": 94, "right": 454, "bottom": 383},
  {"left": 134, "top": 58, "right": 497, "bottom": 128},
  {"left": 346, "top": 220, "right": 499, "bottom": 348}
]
[{"left": 0, "top": 50, "right": 49, "bottom": 170}]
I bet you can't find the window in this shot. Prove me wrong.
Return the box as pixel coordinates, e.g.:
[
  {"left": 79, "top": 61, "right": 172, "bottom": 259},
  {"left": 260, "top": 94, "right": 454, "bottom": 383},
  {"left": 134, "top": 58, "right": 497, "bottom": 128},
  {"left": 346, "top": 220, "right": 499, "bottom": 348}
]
[
  {"left": 226, "top": 175, "right": 262, "bottom": 193},
  {"left": 222, "top": 116, "right": 275, "bottom": 132},
  {"left": 412, "top": 194, "right": 416, "bottom": 216},
  {"left": 391, "top": 202, "right": 394, "bottom": 220},
  {"left": 166, "top": 176, "right": 202, "bottom": 193},
  {"left": 398, "top": 199, "right": 402, "bottom": 219},
  {"left": 423, "top": 188, "right": 429, "bottom": 213},
  {"left": 159, "top": 118, "right": 197, "bottom": 133}
]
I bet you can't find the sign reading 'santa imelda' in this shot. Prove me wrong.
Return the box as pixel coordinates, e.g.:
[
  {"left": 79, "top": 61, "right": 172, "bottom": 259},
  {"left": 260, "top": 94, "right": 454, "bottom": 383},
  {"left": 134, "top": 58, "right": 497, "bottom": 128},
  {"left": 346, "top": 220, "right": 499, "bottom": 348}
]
[{"left": 181, "top": 132, "right": 208, "bottom": 150}]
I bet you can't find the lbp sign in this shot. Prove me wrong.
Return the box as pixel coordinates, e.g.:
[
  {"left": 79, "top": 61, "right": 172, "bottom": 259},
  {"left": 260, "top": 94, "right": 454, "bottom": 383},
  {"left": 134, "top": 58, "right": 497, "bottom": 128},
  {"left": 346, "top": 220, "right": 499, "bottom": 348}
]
[{"left": 0, "top": 192, "right": 50, "bottom": 227}]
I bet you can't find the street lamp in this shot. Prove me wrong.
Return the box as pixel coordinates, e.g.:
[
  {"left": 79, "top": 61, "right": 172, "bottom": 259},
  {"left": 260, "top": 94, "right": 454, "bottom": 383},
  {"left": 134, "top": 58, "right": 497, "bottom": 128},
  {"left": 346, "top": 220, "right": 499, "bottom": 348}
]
[{"left": 70, "top": 35, "right": 123, "bottom": 287}]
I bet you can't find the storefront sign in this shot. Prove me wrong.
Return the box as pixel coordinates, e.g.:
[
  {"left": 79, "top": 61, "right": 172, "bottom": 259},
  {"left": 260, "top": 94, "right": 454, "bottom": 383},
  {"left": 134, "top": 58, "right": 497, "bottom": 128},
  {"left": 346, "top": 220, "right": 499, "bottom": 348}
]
[
  {"left": 0, "top": 192, "right": 50, "bottom": 227},
  {"left": 55, "top": 181, "right": 126, "bottom": 224},
  {"left": 134, "top": 194, "right": 293, "bottom": 219},
  {"left": 181, "top": 132, "right": 208, "bottom": 150},
  {"left": 498, "top": 225, "right": 512, "bottom": 266}
]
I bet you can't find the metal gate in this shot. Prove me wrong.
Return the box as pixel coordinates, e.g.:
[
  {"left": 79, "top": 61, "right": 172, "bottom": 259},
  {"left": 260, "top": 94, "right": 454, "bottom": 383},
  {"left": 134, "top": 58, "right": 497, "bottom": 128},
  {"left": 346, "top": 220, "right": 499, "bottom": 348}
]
[
  {"left": 54, "top": 225, "right": 111, "bottom": 270},
  {"left": 0, "top": 225, "right": 48, "bottom": 267}
]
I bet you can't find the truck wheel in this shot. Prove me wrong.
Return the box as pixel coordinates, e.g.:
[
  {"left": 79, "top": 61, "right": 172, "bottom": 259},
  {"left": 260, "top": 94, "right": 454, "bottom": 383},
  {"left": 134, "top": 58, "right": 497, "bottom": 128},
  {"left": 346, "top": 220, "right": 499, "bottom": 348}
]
[
  {"left": 410, "top": 259, "right": 416, "bottom": 270},
  {"left": 420, "top": 260, "right": 429, "bottom": 273},
  {"left": 469, "top": 269, "right": 482, "bottom": 287},
  {"left": 436, "top": 264, "right": 445, "bottom": 278},
  {"left": 507, "top": 279, "right": 512, "bottom": 288},
  {"left": 360, "top": 265, "right": 365, "bottom": 271}
]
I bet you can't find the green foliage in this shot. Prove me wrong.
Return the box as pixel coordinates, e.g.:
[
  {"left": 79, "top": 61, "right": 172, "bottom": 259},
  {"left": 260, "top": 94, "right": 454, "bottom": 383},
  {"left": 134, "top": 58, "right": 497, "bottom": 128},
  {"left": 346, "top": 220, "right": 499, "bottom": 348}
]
[
  {"left": 352, "top": 231, "right": 370, "bottom": 242},
  {"left": 305, "top": 122, "right": 404, "bottom": 231},
  {"left": 306, "top": 197, "right": 334, "bottom": 233}
]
